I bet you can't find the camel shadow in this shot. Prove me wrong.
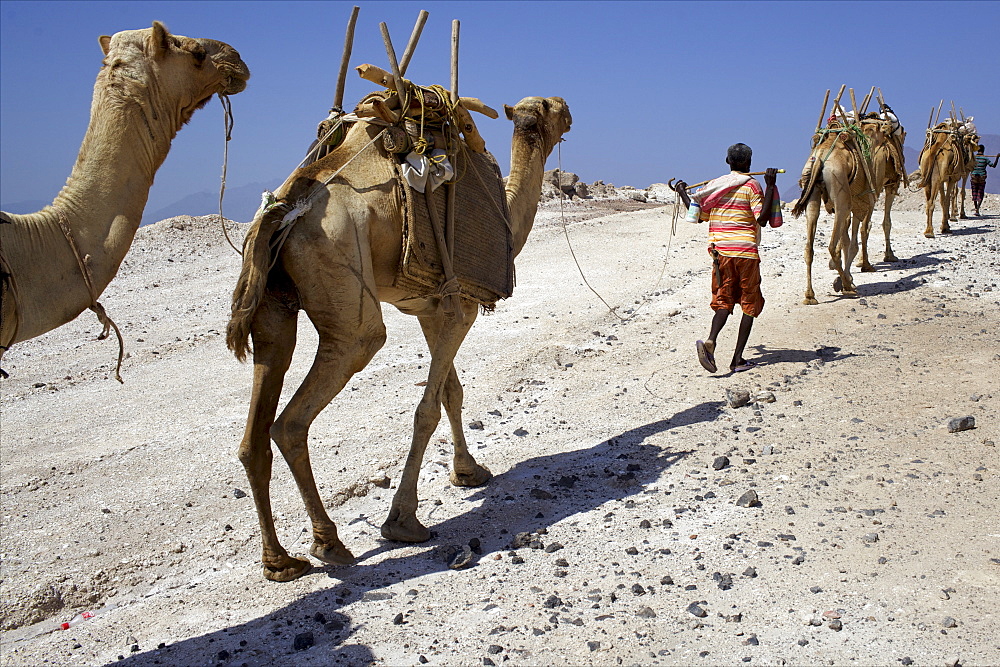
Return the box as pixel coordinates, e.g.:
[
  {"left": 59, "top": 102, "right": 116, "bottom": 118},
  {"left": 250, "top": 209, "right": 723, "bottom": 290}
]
[
  {"left": 858, "top": 267, "right": 936, "bottom": 297},
  {"left": 111, "top": 403, "right": 715, "bottom": 665},
  {"left": 947, "top": 222, "right": 994, "bottom": 236}
]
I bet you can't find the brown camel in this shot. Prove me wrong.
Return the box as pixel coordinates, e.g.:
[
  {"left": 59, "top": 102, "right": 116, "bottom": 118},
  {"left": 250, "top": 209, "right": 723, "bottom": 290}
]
[
  {"left": 856, "top": 110, "right": 907, "bottom": 272},
  {"left": 918, "top": 121, "right": 974, "bottom": 237},
  {"left": 0, "top": 23, "right": 249, "bottom": 365},
  {"left": 951, "top": 131, "right": 979, "bottom": 221},
  {"left": 793, "top": 120, "right": 876, "bottom": 305},
  {"left": 226, "top": 96, "right": 572, "bottom": 581}
]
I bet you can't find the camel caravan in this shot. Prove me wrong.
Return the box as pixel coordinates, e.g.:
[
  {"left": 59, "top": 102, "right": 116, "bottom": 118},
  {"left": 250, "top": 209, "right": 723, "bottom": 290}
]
[
  {"left": 0, "top": 11, "right": 992, "bottom": 583},
  {"left": 914, "top": 102, "right": 982, "bottom": 236}
]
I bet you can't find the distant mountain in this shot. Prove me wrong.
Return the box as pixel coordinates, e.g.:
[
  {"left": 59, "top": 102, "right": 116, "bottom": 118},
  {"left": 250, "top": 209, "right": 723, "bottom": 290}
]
[
  {"left": 142, "top": 180, "right": 281, "bottom": 225},
  {"left": 0, "top": 199, "right": 49, "bottom": 214},
  {"left": 903, "top": 133, "right": 1000, "bottom": 194}
]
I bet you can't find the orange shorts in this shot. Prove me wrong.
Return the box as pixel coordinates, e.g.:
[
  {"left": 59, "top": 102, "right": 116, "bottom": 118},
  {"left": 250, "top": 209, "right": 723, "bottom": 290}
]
[{"left": 711, "top": 254, "right": 764, "bottom": 317}]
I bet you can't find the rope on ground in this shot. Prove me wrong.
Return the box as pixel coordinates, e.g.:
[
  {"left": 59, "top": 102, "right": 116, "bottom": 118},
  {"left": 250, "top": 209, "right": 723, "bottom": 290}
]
[{"left": 556, "top": 142, "right": 677, "bottom": 324}]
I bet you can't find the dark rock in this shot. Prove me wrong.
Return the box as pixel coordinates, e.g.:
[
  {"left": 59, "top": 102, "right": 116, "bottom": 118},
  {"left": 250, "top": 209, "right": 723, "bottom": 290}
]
[
  {"left": 293, "top": 632, "right": 314, "bottom": 651},
  {"left": 555, "top": 475, "right": 579, "bottom": 488},
  {"left": 660, "top": 575, "right": 674, "bottom": 585},
  {"left": 862, "top": 533, "right": 879, "bottom": 543},
  {"left": 487, "top": 644, "right": 503, "bottom": 655},
  {"left": 743, "top": 567, "right": 757, "bottom": 578},
  {"left": 543, "top": 595, "right": 563, "bottom": 609},
  {"left": 587, "top": 640, "right": 601, "bottom": 651},
  {"left": 947, "top": 416, "right": 975, "bottom": 433},
  {"left": 514, "top": 428, "right": 529, "bottom": 437},
  {"left": 687, "top": 602, "right": 707, "bottom": 618},
  {"left": 712, "top": 456, "right": 730, "bottom": 470},
  {"left": 636, "top": 606, "right": 656, "bottom": 618},
  {"left": 233, "top": 488, "right": 247, "bottom": 499},
  {"left": 447, "top": 545, "right": 474, "bottom": 569},
  {"left": 393, "top": 612, "right": 404, "bottom": 625},
  {"left": 469, "top": 537, "right": 482, "bottom": 554},
  {"left": 217, "top": 650, "right": 230, "bottom": 660},
  {"left": 625, "top": 546, "right": 639, "bottom": 555},
  {"left": 631, "top": 584, "right": 646, "bottom": 596},
  {"left": 828, "top": 619, "right": 843, "bottom": 631},
  {"left": 544, "top": 542, "right": 564, "bottom": 553},
  {"left": 727, "top": 389, "right": 752, "bottom": 408},
  {"left": 469, "top": 420, "right": 484, "bottom": 430},
  {"left": 511, "top": 532, "right": 532, "bottom": 549},
  {"left": 735, "top": 490, "right": 760, "bottom": 507},
  {"left": 717, "top": 573, "right": 733, "bottom": 590},
  {"left": 743, "top": 635, "right": 759, "bottom": 646},
  {"left": 530, "top": 488, "right": 554, "bottom": 500},
  {"left": 798, "top": 639, "right": 809, "bottom": 646},
  {"left": 639, "top": 519, "right": 652, "bottom": 529},
  {"left": 942, "top": 616, "right": 957, "bottom": 628},
  {"left": 510, "top": 555, "right": 525, "bottom": 564}
]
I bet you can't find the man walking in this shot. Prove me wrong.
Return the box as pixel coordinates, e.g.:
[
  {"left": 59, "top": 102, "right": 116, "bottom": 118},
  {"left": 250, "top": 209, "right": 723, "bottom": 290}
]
[
  {"left": 675, "top": 144, "right": 780, "bottom": 373},
  {"left": 971, "top": 144, "right": 999, "bottom": 217}
]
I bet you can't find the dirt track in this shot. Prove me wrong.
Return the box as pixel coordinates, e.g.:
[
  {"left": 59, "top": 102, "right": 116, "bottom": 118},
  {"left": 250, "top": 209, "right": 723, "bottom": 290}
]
[{"left": 2, "top": 189, "right": 999, "bottom": 666}]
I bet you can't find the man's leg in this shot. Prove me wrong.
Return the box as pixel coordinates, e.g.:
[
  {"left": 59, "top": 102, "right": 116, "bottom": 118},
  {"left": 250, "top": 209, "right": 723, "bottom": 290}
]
[{"left": 731, "top": 313, "right": 755, "bottom": 370}]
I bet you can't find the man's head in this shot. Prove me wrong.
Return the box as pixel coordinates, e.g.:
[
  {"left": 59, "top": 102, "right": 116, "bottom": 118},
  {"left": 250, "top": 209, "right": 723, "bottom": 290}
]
[
  {"left": 726, "top": 143, "right": 752, "bottom": 172},
  {"left": 978, "top": 144, "right": 986, "bottom": 155}
]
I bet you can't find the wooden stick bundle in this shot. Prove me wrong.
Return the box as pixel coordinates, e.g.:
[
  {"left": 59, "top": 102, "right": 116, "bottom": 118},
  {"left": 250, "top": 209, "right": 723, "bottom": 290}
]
[{"left": 333, "top": 6, "right": 361, "bottom": 111}]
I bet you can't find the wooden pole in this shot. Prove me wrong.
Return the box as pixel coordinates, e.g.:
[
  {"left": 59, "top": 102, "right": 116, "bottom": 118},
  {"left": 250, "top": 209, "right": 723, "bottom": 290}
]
[
  {"left": 684, "top": 170, "right": 786, "bottom": 190},
  {"left": 860, "top": 86, "right": 875, "bottom": 115},
  {"left": 333, "top": 6, "right": 361, "bottom": 111},
  {"left": 815, "top": 89, "right": 830, "bottom": 132},
  {"left": 934, "top": 99, "right": 944, "bottom": 125},
  {"left": 877, "top": 87, "right": 885, "bottom": 108},
  {"left": 445, "top": 18, "right": 462, "bottom": 323},
  {"left": 379, "top": 22, "right": 404, "bottom": 95},
  {"left": 849, "top": 88, "right": 859, "bottom": 122},
  {"left": 398, "top": 9, "right": 429, "bottom": 76},
  {"left": 927, "top": 106, "right": 935, "bottom": 130}
]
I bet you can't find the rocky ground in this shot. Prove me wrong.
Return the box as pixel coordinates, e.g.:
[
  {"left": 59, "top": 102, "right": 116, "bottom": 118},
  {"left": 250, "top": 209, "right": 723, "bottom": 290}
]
[{"left": 1, "top": 185, "right": 998, "bottom": 666}]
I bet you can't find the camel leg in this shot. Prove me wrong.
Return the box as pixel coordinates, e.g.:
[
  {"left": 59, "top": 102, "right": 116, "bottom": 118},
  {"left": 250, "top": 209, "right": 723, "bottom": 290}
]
[
  {"left": 382, "top": 303, "right": 479, "bottom": 543},
  {"left": 416, "top": 305, "right": 492, "bottom": 488},
  {"left": 239, "top": 293, "right": 313, "bottom": 582},
  {"left": 828, "top": 185, "right": 856, "bottom": 296},
  {"left": 924, "top": 184, "right": 937, "bottom": 238},
  {"left": 882, "top": 185, "right": 899, "bottom": 262},
  {"left": 803, "top": 193, "right": 820, "bottom": 305},
  {"left": 959, "top": 177, "right": 968, "bottom": 219},
  {"left": 857, "top": 208, "right": 875, "bottom": 272},
  {"left": 940, "top": 181, "right": 952, "bottom": 234}
]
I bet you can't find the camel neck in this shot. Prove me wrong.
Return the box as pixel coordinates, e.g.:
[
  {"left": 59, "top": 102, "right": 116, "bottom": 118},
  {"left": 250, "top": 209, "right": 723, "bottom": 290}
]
[
  {"left": 505, "top": 130, "right": 551, "bottom": 257},
  {"left": 47, "top": 70, "right": 179, "bottom": 287}
]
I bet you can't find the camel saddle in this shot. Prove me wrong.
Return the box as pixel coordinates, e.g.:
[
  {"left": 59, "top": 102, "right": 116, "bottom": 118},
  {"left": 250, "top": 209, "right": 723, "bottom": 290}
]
[{"left": 392, "top": 146, "right": 514, "bottom": 309}]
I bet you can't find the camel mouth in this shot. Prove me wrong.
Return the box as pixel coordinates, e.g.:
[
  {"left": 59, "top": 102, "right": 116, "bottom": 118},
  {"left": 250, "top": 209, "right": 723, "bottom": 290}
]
[{"left": 198, "top": 39, "right": 250, "bottom": 95}]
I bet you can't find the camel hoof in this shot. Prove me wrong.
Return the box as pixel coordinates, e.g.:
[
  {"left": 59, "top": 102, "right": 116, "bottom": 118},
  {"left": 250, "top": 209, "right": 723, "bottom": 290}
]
[
  {"left": 924, "top": 232, "right": 935, "bottom": 239},
  {"left": 842, "top": 289, "right": 858, "bottom": 298},
  {"left": 884, "top": 254, "right": 899, "bottom": 263},
  {"left": 860, "top": 264, "right": 876, "bottom": 273},
  {"left": 310, "top": 540, "right": 356, "bottom": 566},
  {"left": 803, "top": 297, "right": 819, "bottom": 306},
  {"left": 381, "top": 515, "right": 432, "bottom": 543},
  {"left": 450, "top": 464, "right": 492, "bottom": 487},
  {"left": 832, "top": 277, "right": 843, "bottom": 293},
  {"left": 262, "top": 555, "right": 311, "bottom": 582}
]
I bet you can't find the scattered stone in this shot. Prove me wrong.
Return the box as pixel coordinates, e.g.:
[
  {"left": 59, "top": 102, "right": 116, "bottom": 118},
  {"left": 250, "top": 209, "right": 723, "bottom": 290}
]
[
  {"left": 293, "top": 632, "right": 314, "bottom": 651},
  {"left": 447, "top": 545, "right": 474, "bottom": 569},
  {"left": 942, "top": 616, "right": 957, "bottom": 628},
  {"left": 469, "top": 420, "right": 484, "bottom": 430},
  {"left": 713, "top": 456, "right": 730, "bottom": 470},
  {"left": 862, "top": 533, "right": 880, "bottom": 543},
  {"left": 543, "top": 595, "right": 563, "bottom": 609},
  {"left": 756, "top": 391, "right": 776, "bottom": 403},
  {"left": 735, "top": 490, "right": 760, "bottom": 507},
  {"left": 514, "top": 428, "right": 529, "bottom": 437},
  {"left": 901, "top": 658, "right": 913, "bottom": 666},
  {"left": 716, "top": 573, "right": 733, "bottom": 590},
  {"left": 947, "top": 416, "right": 975, "bottom": 433},
  {"left": 828, "top": 619, "right": 843, "bottom": 631},
  {"left": 639, "top": 519, "right": 652, "bottom": 529},
  {"left": 469, "top": 537, "right": 482, "bottom": 554},
  {"left": 660, "top": 575, "right": 674, "bottom": 585},
  {"left": 530, "top": 488, "right": 554, "bottom": 500},
  {"left": 487, "top": 645, "right": 503, "bottom": 655},
  {"left": 369, "top": 474, "right": 391, "bottom": 488},
  {"left": 233, "top": 488, "right": 247, "bottom": 499},
  {"left": 510, "top": 532, "right": 532, "bottom": 549},
  {"left": 687, "top": 602, "right": 707, "bottom": 618},
  {"left": 625, "top": 546, "right": 640, "bottom": 555},
  {"left": 636, "top": 606, "right": 656, "bottom": 618},
  {"left": 631, "top": 584, "right": 646, "bottom": 596},
  {"left": 392, "top": 612, "right": 404, "bottom": 625},
  {"left": 510, "top": 555, "right": 525, "bottom": 564},
  {"left": 743, "top": 635, "right": 759, "bottom": 646},
  {"left": 544, "top": 542, "right": 564, "bottom": 553},
  {"left": 727, "top": 388, "right": 752, "bottom": 408},
  {"left": 797, "top": 639, "right": 809, "bottom": 646},
  {"left": 555, "top": 475, "right": 579, "bottom": 488},
  {"left": 810, "top": 586, "right": 822, "bottom": 594},
  {"left": 743, "top": 567, "right": 757, "bottom": 578}
]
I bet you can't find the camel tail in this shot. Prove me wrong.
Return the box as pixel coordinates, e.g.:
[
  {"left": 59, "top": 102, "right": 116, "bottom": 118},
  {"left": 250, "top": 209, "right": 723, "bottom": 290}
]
[
  {"left": 792, "top": 158, "right": 822, "bottom": 217},
  {"left": 226, "top": 213, "right": 282, "bottom": 362}
]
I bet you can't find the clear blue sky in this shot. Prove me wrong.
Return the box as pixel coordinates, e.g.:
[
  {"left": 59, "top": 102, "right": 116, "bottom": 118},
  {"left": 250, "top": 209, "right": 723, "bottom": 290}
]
[{"left": 2, "top": 0, "right": 998, "bottom": 216}]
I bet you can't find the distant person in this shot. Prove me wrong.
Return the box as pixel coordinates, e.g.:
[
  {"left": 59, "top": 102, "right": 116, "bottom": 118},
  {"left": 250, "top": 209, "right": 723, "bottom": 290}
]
[
  {"left": 972, "top": 144, "right": 999, "bottom": 216},
  {"left": 675, "top": 144, "right": 781, "bottom": 374}
]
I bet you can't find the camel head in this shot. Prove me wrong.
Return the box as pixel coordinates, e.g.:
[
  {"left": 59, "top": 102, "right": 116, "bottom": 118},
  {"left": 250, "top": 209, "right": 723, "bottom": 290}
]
[
  {"left": 97, "top": 22, "right": 250, "bottom": 124},
  {"left": 504, "top": 97, "right": 572, "bottom": 156}
]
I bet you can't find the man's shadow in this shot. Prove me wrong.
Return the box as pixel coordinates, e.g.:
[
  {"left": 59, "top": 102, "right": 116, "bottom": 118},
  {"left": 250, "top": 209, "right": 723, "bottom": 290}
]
[
  {"left": 112, "top": 402, "right": 720, "bottom": 666},
  {"left": 743, "top": 344, "right": 855, "bottom": 369}
]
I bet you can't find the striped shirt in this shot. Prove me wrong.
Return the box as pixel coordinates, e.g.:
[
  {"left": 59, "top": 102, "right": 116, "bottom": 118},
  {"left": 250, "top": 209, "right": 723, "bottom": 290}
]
[{"left": 701, "top": 174, "right": 764, "bottom": 259}]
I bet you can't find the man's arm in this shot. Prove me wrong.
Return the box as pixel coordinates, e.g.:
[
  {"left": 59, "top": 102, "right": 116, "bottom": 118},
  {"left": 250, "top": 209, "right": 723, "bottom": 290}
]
[
  {"left": 991, "top": 156, "right": 1000, "bottom": 168},
  {"left": 755, "top": 167, "right": 778, "bottom": 227}
]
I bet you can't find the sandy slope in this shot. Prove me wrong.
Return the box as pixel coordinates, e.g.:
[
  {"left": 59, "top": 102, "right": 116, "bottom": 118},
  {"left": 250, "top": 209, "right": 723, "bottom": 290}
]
[{"left": 1, "top": 188, "right": 998, "bottom": 667}]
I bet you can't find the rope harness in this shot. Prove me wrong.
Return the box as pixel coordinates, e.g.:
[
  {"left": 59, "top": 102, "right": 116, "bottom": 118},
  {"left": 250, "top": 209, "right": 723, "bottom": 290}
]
[
  {"left": 216, "top": 94, "right": 243, "bottom": 256},
  {"left": 54, "top": 207, "right": 125, "bottom": 383}
]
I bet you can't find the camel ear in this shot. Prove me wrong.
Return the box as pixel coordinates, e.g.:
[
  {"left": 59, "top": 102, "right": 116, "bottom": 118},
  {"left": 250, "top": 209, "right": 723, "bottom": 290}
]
[
  {"left": 150, "top": 21, "right": 171, "bottom": 57},
  {"left": 99, "top": 35, "right": 112, "bottom": 55},
  {"left": 504, "top": 104, "right": 515, "bottom": 121}
]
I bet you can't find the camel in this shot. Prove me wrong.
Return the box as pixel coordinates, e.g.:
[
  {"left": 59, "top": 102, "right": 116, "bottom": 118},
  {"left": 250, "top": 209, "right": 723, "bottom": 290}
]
[
  {"left": 792, "top": 119, "right": 876, "bottom": 305},
  {"left": 951, "top": 132, "right": 979, "bottom": 221},
  {"left": 918, "top": 121, "right": 974, "bottom": 237},
  {"left": 855, "top": 110, "right": 907, "bottom": 272},
  {"left": 226, "top": 95, "right": 571, "bottom": 581},
  {"left": 0, "top": 22, "right": 249, "bottom": 367}
]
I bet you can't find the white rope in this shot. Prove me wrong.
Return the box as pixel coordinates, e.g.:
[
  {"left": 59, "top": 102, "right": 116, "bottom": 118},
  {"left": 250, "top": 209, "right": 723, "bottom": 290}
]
[{"left": 556, "top": 142, "right": 676, "bottom": 323}]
